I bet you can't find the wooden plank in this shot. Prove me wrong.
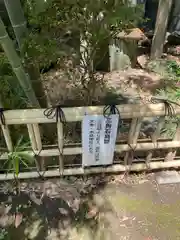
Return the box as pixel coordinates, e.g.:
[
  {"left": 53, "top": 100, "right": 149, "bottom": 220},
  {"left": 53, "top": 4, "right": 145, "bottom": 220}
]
[
  {"left": 1, "top": 103, "right": 180, "bottom": 125},
  {"left": 151, "top": 0, "right": 173, "bottom": 59},
  {"left": 1, "top": 160, "right": 180, "bottom": 180}
]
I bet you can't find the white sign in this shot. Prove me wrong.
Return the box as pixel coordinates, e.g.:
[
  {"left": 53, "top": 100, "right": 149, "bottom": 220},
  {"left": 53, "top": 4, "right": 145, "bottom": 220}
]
[{"left": 82, "top": 115, "right": 119, "bottom": 166}]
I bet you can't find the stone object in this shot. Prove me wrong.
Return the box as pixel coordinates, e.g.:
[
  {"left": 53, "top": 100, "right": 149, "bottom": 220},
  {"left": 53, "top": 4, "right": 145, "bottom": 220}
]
[
  {"left": 109, "top": 28, "right": 147, "bottom": 70},
  {"left": 155, "top": 171, "right": 180, "bottom": 184}
]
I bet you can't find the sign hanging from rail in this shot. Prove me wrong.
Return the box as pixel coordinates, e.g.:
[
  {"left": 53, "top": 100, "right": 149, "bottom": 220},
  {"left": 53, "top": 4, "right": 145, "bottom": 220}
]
[{"left": 82, "top": 114, "right": 119, "bottom": 166}]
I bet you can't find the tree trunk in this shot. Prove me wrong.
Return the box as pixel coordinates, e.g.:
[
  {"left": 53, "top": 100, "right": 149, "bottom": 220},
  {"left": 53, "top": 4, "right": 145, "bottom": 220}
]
[
  {"left": 0, "top": 18, "right": 40, "bottom": 107},
  {"left": 151, "top": 0, "right": 173, "bottom": 59}
]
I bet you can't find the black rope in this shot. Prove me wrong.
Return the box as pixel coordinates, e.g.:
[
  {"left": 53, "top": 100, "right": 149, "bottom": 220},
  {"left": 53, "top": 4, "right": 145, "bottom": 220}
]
[
  {"left": 103, "top": 104, "right": 123, "bottom": 127},
  {"left": 103, "top": 104, "right": 120, "bottom": 117},
  {"left": 0, "top": 108, "right": 5, "bottom": 126},
  {"left": 43, "top": 105, "right": 65, "bottom": 175},
  {"left": 43, "top": 105, "right": 66, "bottom": 124},
  {"left": 150, "top": 97, "right": 179, "bottom": 117},
  {"left": 31, "top": 148, "right": 46, "bottom": 179}
]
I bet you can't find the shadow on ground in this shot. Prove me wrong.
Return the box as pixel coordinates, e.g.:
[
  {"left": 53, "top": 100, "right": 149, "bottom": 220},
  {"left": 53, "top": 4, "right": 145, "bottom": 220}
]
[
  {"left": 1, "top": 173, "right": 180, "bottom": 240},
  {"left": 0, "top": 176, "right": 114, "bottom": 240}
]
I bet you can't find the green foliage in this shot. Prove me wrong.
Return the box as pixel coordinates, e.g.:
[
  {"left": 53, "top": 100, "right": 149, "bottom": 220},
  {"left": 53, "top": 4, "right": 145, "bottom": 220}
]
[
  {"left": 4, "top": 136, "right": 34, "bottom": 176},
  {"left": 23, "top": 32, "right": 60, "bottom": 72},
  {"left": 22, "top": 0, "right": 142, "bottom": 67},
  {"left": 0, "top": 53, "right": 27, "bottom": 108},
  {"left": 149, "top": 59, "right": 180, "bottom": 138},
  {"left": 21, "top": 0, "right": 143, "bottom": 104},
  {"left": 167, "top": 60, "right": 180, "bottom": 77},
  {"left": 0, "top": 229, "right": 8, "bottom": 240}
]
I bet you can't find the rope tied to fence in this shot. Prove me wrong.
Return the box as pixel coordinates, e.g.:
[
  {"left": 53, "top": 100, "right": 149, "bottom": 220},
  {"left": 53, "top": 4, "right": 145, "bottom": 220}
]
[
  {"left": 151, "top": 96, "right": 180, "bottom": 117},
  {"left": 103, "top": 104, "right": 120, "bottom": 117},
  {"left": 43, "top": 105, "right": 66, "bottom": 124},
  {"left": 103, "top": 104, "right": 123, "bottom": 128},
  {"left": 0, "top": 108, "right": 5, "bottom": 126}
]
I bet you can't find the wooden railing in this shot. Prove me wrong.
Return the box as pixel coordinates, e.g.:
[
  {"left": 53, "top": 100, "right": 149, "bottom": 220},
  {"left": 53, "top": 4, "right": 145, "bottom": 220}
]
[{"left": 0, "top": 102, "right": 180, "bottom": 180}]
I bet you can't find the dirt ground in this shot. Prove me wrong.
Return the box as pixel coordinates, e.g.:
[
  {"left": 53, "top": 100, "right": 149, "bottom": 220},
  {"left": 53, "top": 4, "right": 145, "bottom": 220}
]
[{"left": 0, "top": 172, "right": 180, "bottom": 240}]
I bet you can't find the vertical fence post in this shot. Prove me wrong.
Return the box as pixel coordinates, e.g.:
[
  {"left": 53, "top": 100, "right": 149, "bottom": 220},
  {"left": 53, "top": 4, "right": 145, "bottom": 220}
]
[
  {"left": 0, "top": 101, "right": 13, "bottom": 152},
  {"left": 165, "top": 123, "right": 180, "bottom": 161},
  {"left": 57, "top": 122, "right": 64, "bottom": 174},
  {"left": 124, "top": 117, "right": 142, "bottom": 165},
  {"left": 146, "top": 116, "right": 165, "bottom": 163}
]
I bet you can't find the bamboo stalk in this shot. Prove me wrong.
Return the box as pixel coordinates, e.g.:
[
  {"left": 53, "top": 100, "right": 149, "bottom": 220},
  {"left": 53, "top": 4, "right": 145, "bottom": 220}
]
[
  {"left": 27, "top": 124, "right": 37, "bottom": 151},
  {"left": 4, "top": 0, "right": 48, "bottom": 108},
  {"left": 32, "top": 124, "right": 42, "bottom": 150},
  {"left": 0, "top": 140, "right": 180, "bottom": 160},
  {"left": 27, "top": 124, "right": 40, "bottom": 171},
  {"left": 1, "top": 126, "right": 13, "bottom": 152},
  {"left": 32, "top": 123, "right": 44, "bottom": 170},
  {"left": 0, "top": 17, "right": 39, "bottom": 107},
  {"left": 57, "top": 122, "right": 64, "bottom": 174},
  {"left": 0, "top": 100, "right": 13, "bottom": 151},
  {"left": 146, "top": 116, "right": 165, "bottom": 162},
  {"left": 2, "top": 103, "right": 180, "bottom": 125},
  {"left": 0, "top": 160, "right": 180, "bottom": 180},
  {"left": 4, "top": 0, "right": 27, "bottom": 49},
  {"left": 124, "top": 117, "right": 142, "bottom": 165},
  {"left": 165, "top": 123, "right": 180, "bottom": 161}
]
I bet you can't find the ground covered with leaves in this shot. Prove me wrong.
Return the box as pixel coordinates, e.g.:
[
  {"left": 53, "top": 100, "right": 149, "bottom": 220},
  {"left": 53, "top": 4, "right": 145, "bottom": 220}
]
[{"left": 0, "top": 173, "right": 180, "bottom": 240}]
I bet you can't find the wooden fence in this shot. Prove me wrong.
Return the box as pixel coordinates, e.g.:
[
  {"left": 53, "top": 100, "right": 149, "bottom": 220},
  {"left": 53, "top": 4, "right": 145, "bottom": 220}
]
[{"left": 1, "top": 102, "right": 180, "bottom": 180}]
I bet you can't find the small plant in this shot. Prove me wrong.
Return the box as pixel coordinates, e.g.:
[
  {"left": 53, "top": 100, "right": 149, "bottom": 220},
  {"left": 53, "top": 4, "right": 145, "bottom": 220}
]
[{"left": 4, "top": 136, "right": 34, "bottom": 176}]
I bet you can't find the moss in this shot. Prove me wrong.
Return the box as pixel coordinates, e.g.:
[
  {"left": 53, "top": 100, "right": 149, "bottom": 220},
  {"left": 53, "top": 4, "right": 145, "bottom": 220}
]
[{"left": 109, "top": 193, "right": 180, "bottom": 238}]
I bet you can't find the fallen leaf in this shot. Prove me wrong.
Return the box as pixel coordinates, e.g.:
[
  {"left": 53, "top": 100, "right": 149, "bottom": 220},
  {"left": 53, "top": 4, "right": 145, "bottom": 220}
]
[
  {"left": 86, "top": 206, "right": 98, "bottom": 219},
  {"left": 14, "top": 213, "right": 23, "bottom": 228},
  {"left": 137, "top": 55, "right": 148, "bottom": 69}
]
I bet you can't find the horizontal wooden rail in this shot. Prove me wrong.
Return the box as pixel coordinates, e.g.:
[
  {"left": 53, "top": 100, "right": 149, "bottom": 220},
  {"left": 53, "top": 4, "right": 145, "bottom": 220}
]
[
  {"left": 0, "top": 103, "right": 180, "bottom": 180},
  {"left": 2, "top": 103, "right": 180, "bottom": 125},
  {"left": 0, "top": 160, "right": 180, "bottom": 180},
  {"left": 0, "top": 140, "right": 180, "bottom": 160}
]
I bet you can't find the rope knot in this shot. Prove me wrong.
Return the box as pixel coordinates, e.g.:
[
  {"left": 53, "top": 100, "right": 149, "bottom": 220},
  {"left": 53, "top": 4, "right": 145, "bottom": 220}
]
[
  {"left": 103, "top": 104, "right": 123, "bottom": 126},
  {"left": 44, "top": 105, "right": 66, "bottom": 123},
  {"left": 103, "top": 104, "right": 120, "bottom": 117}
]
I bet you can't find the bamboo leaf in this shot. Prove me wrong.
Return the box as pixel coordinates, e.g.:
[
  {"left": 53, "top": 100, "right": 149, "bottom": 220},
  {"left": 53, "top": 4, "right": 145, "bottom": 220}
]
[
  {"left": 20, "top": 160, "right": 29, "bottom": 168},
  {"left": 13, "top": 156, "right": 20, "bottom": 176},
  {"left": 15, "top": 136, "right": 24, "bottom": 151},
  {"left": 18, "top": 152, "right": 34, "bottom": 163},
  {"left": 14, "top": 212, "right": 23, "bottom": 228}
]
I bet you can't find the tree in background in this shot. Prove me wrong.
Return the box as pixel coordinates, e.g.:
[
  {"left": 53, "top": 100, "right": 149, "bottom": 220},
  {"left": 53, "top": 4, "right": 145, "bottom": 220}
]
[
  {"left": 23, "top": 0, "right": 141, "bottom": 104},
  {"left": 0, "top": 0, "right": 142, "bottom": 108}
]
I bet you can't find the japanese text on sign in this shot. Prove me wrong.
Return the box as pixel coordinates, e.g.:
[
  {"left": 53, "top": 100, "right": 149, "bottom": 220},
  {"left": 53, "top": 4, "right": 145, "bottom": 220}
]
[{"left": 82, "top": 115, "right": 119, "bottom": 166}]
